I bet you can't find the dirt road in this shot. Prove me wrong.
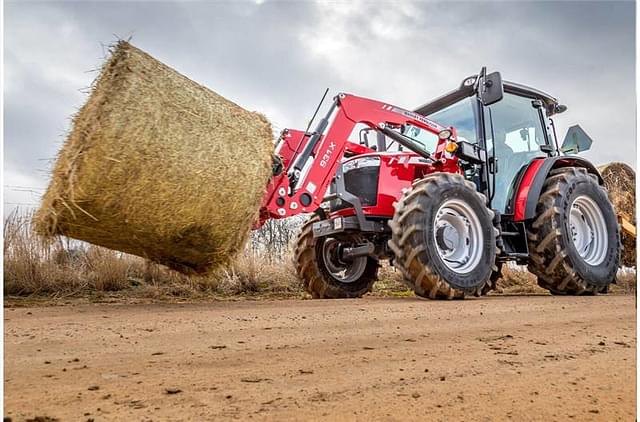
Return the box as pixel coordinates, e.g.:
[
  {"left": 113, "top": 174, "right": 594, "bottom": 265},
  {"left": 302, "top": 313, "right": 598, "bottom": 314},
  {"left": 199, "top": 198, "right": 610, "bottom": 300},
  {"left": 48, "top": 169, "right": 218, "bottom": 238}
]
[{"left": 4, "top": 295, "right": 636, "bottom": 421}]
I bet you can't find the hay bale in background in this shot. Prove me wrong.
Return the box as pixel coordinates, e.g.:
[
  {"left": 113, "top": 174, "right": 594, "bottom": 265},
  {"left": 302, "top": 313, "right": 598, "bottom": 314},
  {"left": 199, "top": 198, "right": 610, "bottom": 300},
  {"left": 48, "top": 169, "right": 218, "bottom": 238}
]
[
  {"left": 598, "top": 162, "right": 636, "bottom": 267},
  {"left": 599, "top": 162, "right": 635, "bottom": 221},
  {"left": 34, "top": 41, "right": 274, "bottom": 274}
]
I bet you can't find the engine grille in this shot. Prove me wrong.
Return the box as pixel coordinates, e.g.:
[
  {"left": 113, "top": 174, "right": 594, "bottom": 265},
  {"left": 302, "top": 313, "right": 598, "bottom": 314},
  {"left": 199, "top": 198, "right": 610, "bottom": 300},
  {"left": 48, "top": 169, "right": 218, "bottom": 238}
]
[{"left": 329, "top": 157, "right": 380, "bottom": 212}]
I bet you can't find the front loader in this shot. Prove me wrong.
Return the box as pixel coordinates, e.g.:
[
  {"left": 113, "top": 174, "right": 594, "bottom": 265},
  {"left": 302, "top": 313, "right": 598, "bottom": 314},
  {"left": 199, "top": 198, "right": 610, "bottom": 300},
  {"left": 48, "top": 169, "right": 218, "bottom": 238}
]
[{"left": 255, "top": 68, "right": 620, "bottom": 299}]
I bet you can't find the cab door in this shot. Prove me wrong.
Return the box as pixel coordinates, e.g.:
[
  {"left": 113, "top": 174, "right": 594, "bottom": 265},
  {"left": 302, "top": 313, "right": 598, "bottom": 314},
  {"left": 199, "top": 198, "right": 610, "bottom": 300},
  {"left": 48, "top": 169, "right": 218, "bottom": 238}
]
[{"left": 483, "top": 93, "right": 553, "bottom": 213}]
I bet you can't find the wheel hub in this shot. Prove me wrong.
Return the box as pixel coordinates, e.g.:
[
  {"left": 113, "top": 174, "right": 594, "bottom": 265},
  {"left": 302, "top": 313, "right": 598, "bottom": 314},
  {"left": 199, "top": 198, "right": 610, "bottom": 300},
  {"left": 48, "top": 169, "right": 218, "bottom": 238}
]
[
  {"left": 433, "top": 199, "right": 483, "bottom": 274},
  {"left": 322, "top": 237, "right": 367, "bottom": 284},
  {"left": 436, "top": 224, "right": 460, "bottom": 252},
  {"left": 569, "top": 195, "right": 608, "bottom": 266}
]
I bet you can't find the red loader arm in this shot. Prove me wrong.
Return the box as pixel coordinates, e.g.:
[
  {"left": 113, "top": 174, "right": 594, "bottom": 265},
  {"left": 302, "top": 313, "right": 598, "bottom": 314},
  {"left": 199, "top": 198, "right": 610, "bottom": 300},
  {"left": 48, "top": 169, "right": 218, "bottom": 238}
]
[{"left": 255, "top": 93, "right": 457, "bottom": 227}]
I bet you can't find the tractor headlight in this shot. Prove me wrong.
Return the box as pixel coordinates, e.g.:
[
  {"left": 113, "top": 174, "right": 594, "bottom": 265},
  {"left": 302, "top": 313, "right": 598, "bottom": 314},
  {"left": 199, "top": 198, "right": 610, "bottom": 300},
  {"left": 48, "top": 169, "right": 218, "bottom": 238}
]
[{"left": 438, "top": 129, "right": 452, "bottom": 140}]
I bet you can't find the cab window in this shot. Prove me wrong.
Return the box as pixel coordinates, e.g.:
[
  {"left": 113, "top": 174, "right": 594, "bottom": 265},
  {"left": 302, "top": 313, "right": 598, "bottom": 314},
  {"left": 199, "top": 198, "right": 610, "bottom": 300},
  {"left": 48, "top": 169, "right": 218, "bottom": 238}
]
[
  {"left": 484, "top": 93, "right": 549, "bottom": 213},
  {"left": 427, "top": 97, "right": 479, "bottom": 144},
  {"left": 505, "top": 127, "right": 541, "bottom": 153},
  {"left": 402, "top": 124, "right": 438, "bottom": 153}
]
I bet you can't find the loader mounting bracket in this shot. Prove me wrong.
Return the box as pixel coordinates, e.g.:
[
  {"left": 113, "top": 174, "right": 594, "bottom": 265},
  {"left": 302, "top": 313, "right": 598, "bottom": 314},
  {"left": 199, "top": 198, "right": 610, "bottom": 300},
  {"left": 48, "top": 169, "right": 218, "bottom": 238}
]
[
  {"left": 312, "top": 216, "right": 387, "bottom": 238},
  {"left": 322, "top": 164, "right": 380, "bottom": 232}
]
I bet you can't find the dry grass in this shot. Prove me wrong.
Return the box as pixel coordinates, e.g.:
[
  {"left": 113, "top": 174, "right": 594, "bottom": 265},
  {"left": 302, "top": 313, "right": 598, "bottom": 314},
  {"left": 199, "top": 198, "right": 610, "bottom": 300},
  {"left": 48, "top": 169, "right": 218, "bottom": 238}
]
[
  {"left": 371, "top": 264, "right": 412, "bottom": 296},
  {"left": 4, "top": 212, "right": 83, "bottom": 295},
  {"left": 5, "top": 211, "right": 302, "bottom": 299},
  {"left": 495, "top": 265, "right": 547, "bottom": 295},
  {"left": 217, "top": 254, "right": 300, "bottom": 296},
  {"left": 373, "top": 264, "right": 548, "bottom": 296},
  {"left": 35, "top": 41, "right": 273, "bottom": 275},
  {"left": 4, "top": 211, "right": 635, "bottom": 300},
  {"left": 374, "top": 264, "right": 636, "bottom": 297},
  {"left": 612, "top": 269, "right": 637, "bottom": 295},
  {"left": 493, "top": 264, "right": 636, "bottom": 296}
]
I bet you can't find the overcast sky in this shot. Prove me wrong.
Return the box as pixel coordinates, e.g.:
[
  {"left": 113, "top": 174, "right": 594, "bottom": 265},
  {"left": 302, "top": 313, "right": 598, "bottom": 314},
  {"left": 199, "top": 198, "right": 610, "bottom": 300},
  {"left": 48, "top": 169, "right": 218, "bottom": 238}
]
[{"left": 3, "top": 0, "right": 636, "bottom": 214}]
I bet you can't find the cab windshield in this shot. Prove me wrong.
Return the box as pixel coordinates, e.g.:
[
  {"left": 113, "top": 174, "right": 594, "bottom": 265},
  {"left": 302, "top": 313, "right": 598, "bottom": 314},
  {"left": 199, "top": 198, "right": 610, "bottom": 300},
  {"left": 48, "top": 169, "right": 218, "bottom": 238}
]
[
  {"left": 401, "top": 124, "right": 438, "bottom": 153},
  {"left": 427, "top": 97, "right": 478, "bottom": 144},
  {"left": 396, "top": 97, "right": 479, "bottom": 153}
]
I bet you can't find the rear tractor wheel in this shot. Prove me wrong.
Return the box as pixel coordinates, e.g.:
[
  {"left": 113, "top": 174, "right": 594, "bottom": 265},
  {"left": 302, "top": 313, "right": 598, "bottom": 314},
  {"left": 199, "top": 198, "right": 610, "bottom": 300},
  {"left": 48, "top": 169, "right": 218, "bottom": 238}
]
[
  {"left": 294, "top": 216, "right": 379, "bottom": 299},
  {"left": 527, "top": 167, "right": 620, "bottom": 295},
  {"left": 388, "top": 173, "right": 499, "bottom": 299}
]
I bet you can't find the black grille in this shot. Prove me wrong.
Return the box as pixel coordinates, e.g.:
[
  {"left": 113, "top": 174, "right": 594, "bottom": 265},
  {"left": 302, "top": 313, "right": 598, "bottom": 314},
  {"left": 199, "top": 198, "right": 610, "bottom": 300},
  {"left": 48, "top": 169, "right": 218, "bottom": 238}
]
[{"left": 330, "top": 162, "right": 380, "bottom": 212}]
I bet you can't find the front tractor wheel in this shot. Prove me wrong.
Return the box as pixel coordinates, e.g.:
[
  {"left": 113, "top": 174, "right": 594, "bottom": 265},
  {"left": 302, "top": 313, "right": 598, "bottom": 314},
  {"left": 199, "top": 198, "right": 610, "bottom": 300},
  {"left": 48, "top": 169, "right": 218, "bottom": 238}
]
[
  {"left": 294, "top": 216, "right": 378, "bottom": 299},
  {"left": 388, "top": 173, "right": 498, "bottom": 299},
  {"left": 527, "top": 167, "right": 620, "bottom": 295}
]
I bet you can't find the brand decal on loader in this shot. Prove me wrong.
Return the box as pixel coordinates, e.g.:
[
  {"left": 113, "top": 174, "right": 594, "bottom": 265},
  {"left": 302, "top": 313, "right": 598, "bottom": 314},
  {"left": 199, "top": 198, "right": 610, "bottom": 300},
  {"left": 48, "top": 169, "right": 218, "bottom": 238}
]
[
  {"left": 389, "top": 106, "right": 440, "bottom": 130},
  {"left": 320, "top": 141, "right": 337, "bottom": 168}
]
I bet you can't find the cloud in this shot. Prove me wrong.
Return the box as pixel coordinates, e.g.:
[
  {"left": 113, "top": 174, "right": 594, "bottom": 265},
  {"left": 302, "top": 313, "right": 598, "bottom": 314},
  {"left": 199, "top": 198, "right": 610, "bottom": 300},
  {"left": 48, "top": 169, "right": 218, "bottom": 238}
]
[{"left": 3, "top": 0, "right": 635, "bottom": 215}]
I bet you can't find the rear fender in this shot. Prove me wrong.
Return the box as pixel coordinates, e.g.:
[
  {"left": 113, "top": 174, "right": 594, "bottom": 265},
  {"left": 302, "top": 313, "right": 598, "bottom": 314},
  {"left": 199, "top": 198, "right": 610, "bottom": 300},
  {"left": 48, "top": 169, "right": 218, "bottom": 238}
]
[{"left": 512, "top": 156, "right": 603, "bottom": 222}]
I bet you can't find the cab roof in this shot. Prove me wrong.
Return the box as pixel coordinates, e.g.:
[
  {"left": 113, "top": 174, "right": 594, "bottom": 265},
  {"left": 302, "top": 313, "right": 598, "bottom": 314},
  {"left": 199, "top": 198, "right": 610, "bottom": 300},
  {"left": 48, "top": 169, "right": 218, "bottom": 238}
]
[{"left": 414, "top": 74, "right": 560, "bottom": 117}]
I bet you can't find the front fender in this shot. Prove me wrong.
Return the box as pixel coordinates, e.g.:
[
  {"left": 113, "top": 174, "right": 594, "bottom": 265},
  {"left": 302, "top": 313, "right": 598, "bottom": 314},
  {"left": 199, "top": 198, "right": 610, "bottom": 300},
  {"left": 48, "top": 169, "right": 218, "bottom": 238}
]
[{"left": 512, "top": 156, "right": 603, "bottom": 222}]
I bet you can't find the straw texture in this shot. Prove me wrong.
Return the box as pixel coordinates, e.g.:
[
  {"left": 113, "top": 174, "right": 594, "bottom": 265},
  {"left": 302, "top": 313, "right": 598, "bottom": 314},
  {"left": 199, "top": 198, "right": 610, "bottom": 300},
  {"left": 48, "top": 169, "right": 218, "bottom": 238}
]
[
  {"left": 34, "top": 41, "right": 274, "bottom": 274},
  {"left": 598, "top": 162, "right": 636, "bottom": 267}
]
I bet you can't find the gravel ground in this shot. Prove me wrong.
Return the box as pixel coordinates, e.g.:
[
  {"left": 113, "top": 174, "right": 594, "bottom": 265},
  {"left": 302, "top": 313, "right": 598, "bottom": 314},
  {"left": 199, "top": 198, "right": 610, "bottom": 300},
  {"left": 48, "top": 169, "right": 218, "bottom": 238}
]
[{"left": 4, "top": 295, "right": 636, "bottom": 421}]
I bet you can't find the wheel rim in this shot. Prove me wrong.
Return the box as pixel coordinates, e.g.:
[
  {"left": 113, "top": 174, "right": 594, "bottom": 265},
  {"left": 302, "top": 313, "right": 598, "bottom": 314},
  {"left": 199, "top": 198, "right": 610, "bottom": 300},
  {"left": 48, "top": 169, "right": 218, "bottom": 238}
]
[
  {"left": 569, "top": 195, "right": 608, "bottom": 266},
  {"left": 321, "top": 238, "right": 367, "bottom": 283},
  {"left": 433, "top": 199, "right": 484, "bottom": 274}
]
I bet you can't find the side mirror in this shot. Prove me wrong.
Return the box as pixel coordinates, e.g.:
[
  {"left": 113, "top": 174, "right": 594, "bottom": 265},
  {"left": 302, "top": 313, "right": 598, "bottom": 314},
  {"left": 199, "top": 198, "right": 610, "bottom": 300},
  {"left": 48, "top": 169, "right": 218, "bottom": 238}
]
[
  {"left": 560, "top": 125, "right": 593, "bottom": 154},
  {"left": 479, "top": 71, "right": 504, "bottom": 106}
]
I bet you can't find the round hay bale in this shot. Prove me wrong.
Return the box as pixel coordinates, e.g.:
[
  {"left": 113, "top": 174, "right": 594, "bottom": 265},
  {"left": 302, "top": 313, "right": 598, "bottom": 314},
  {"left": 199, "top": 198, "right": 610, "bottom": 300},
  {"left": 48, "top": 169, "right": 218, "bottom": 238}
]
[
  {"left": 34, "top": 41, "right": 274, "bottom": 274},
  {"left": 598, "top": 162, "right": 636, "bottom": 267}
]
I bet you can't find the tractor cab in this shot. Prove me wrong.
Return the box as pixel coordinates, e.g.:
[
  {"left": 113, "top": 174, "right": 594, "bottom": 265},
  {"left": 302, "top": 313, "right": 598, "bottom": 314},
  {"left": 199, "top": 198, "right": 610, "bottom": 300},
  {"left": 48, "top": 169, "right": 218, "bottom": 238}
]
[{"left": 414, "top": 70, "right": 589, "bottom": 216}]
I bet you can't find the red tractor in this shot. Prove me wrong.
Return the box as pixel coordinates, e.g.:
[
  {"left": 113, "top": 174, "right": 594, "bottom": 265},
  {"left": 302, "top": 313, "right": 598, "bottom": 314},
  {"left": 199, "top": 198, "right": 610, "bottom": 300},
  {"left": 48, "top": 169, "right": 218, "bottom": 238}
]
[{"left": 256, "top": 68, "right": 620, "bottom": 299}]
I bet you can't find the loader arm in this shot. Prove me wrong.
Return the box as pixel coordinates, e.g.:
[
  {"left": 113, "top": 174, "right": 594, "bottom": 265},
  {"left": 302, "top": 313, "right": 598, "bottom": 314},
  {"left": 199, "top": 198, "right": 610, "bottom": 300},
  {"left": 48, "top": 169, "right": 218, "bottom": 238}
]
[{"left": 256, "top": 93, "right": 456, "bottom": 227}]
